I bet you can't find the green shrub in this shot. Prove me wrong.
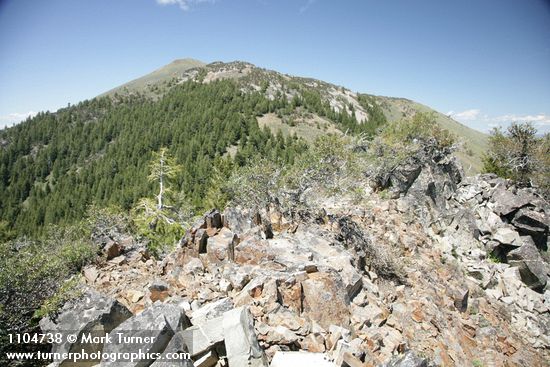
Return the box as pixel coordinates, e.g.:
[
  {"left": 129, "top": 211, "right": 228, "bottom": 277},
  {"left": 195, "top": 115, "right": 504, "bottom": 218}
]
[
  {"left": 33, "top": 277, "right": 83, "bottom": 320},
  {"left": 224, "top": 158, "right": 283, "bottom": 209},
  {"left": 367, "top": 112, "right": 457, "bottom": 191},
  {"left": 379, "top": 112, "right": 455, "bottom": 150},
  {"left": 483, "top": 122, "right": 549, "bottom": 197},
  {"left": 0, "top": 223, "right": 97, "bottom": 364},
  {"left": 225, "top": 134, "right": 372, "bottom": 217}
]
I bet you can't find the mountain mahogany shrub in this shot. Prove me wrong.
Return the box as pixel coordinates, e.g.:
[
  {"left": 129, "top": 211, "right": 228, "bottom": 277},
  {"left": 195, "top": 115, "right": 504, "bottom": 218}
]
[
  {"left": 366, "top": 112, "right": 457, "bottom": 190},
  {"left": 225, "top": 135, "right": 370, "bottom": 213},
  {"left": 86, "top": 204, "right": 134, "bottom": 243},
  {"left": 33, "top": 277, "right": 83, "bottom": 320},
  {"left": 483, "top": 122, "right": 550, "bottom": 198},
  {"left": 224, "top": 158, "right": 283, "bottom": 209},
  {"left": 379, "top": 112, "right": 456, "bottom": 150},
  {"left": 283, "top": 135, "right": 363, "bottom": 194}
]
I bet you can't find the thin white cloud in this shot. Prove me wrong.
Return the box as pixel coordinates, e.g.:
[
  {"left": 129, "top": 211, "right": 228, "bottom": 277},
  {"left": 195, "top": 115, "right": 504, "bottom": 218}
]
[
  {"left": 491, "top": 113, "right": 550, "bottom": 126},
  {"left": 448, "top": 109, "right": 480, "bottom": 121},
  {"left": 0, "top": 111, "right": 37, "bottom": 129},
  {"left": 156, "top": 0, "right": 216, "bottom": 11},
  {"left": 448, "top": 108, "right": 550, "bottom": 133}
]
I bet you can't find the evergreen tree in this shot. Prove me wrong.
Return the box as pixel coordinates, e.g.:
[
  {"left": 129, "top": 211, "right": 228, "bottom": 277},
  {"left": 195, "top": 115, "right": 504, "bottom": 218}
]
[{"left": 148, "top": 147, "right": 182, "bottom": 210}]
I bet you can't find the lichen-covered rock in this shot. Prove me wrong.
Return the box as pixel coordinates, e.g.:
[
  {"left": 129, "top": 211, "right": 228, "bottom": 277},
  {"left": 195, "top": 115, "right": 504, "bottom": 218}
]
[
  {"left": 40, "top": 289, "right": 132, "bottom": 366},
  {"left": 301, "top": 272, "right": 350, "bottom": 329}
]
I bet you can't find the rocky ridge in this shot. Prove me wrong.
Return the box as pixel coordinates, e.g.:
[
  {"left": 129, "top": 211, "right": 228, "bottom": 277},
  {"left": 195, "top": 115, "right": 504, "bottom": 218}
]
[{"left": 41, "top": 148, "right": 550, "bottom": 366}]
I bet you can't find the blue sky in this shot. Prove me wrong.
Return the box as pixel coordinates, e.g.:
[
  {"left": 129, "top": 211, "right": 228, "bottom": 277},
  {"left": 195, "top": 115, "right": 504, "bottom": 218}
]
[{"left": 1, "top": 0, "right": 549, "bottom": 132}]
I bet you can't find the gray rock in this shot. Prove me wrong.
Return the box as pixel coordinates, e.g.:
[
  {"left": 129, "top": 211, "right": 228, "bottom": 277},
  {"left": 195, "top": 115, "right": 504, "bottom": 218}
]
[
  {"left": 512, "top": 208, "right": 549, "bottom": 249},
  {"left": 507, "top": 239, "right": 548, "bottom": 291},
  {"left": 389, "top": 162, "right": 422, "bottom": 194},
  {"left": 451, "top": 288, "right": 469, "bottom": 312},
  {"left": 382, "top": 351, "right": 429, "bottom": 367},
  {"left": 491, "top": 188, "right": 535, "bottom": 217},
  {"left": 206, "top": 228, "right": 237, "bottom": 263},
  {"left": 223, "top": 266, "right": 250, "bottom": 291},
  {"left": 149, "top": 332, "right": 194, "bottom": 366},
  {"left": 183, "top": 257, "right": 205, "bottom": 275},
  {"left": 223, "top": 206, "right": 256, "bottom": 235},
  {"left": 449, "top": 209, "right": 480, "bottom": 239},
  {"left": 205, "top": 209, "right": 223, "bottom": 229},
  {"left": 492, "top": 226, "right": 521, "bottom": 246},
  {"left": 39, "top": 289, "right": 132, "bottom": 366},
  {"left": 486, "top": 211, "right": 504, "bottom": 233},
  {"left": 222, "top": 307, "right": 268, "bottom": 367},
  {"left": 101, "top": 303, "right": 190, "bottom": 366},
  {"left": 513, "top": 208, "right": 549, "bottom": 234},
  {"left": 180, "top": 316, "right": 224, "bottom": 357},
  {"left": 191, "top": 297, "right": 234, "bottom": 325}
]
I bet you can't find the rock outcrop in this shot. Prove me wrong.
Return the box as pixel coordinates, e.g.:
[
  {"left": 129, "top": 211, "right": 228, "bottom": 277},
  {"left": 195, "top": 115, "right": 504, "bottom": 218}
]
[{"left": 42, "top": 156, "right": 550, "bottom": 366}]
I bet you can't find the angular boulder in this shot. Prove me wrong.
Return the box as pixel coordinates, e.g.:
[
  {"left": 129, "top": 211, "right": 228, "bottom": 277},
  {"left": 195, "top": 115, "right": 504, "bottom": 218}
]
[
  {"left": 205, "top": 209, "right": 223, "bottom": 229},
  {"left": 223, "top": 206, "right": 256, "bottom": 235},
  {"left": 206, "top": 227, "right": 237, "bottom": 263},
  {"left": 388, "top": 162, "right": 422, "bottom": 194},
  {"left": 39, "top": 289, "right": 132, "bottom": 367},
  {"left": 301, "top": 272, "right": 351, "bottom": 329},
  {"left": 222, "top": 307, "right": 268, "bottom": 367},
  {"left": 492, "top": 226, "right": 521, "bottom": 246},
  {"left": 507, "top": 239, "right": 548, "bottom": 292},
  {"left": 149, "top": 332, "right": 194, "bottom": 366},
  {"left": 491, "top": 188, "right": 535, "bottom": 217},
  {"left": 101, "top": 303, "right": 190, "bottom": 366},
  {"left": 512, "top": 208, "right": 549, "bottom": 249},
  {"left": 190, "top": 297, "right": 234, "bottom": 325},
  {"left": 180, "top": 316, "right": 224, "bottom": 357}
]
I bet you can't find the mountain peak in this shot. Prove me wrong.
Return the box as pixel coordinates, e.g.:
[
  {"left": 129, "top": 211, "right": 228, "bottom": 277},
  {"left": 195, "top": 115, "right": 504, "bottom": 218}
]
[
  {"left": 167, "top": 57, "right": 205, "bottom": 66},
  {"left": 100, "top": 58, "right": 206, "bottom": 97}
]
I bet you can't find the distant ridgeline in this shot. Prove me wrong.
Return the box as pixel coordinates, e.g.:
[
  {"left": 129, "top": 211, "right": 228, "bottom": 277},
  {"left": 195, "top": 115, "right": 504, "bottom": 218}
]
[{"left": 0, "top": 74, "right": 385, "bottom": 237}]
